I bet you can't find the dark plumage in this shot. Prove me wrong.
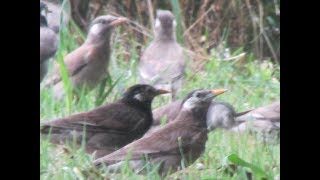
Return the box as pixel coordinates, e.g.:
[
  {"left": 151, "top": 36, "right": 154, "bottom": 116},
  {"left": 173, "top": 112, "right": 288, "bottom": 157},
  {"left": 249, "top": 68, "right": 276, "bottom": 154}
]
[
  {"left": 139, "top": 10, "right": 186, "bottom": 100},
  {"left": 40, "top": 84, "right": 169, "bottom": 158},
  {"left": 40, "top": 2, "right": 58, "bottom": 83},
  {"left": 93, "top": 89, "right": 227, "bottom": 177},
  {"left": 44, "top": 15, "right": 127, "bottom": 100}
]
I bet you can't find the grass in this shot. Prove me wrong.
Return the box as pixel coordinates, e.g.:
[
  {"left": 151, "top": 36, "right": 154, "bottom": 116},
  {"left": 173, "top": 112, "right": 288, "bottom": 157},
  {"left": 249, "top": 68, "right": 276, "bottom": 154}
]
[{"left": 40, "top": 12, "right": 280, "bottom": 179}]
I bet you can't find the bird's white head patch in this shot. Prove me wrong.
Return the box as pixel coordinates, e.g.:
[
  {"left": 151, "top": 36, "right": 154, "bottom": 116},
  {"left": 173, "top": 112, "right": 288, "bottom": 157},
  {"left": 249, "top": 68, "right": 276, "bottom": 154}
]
[
  {"left": 134, "top": 93, "right": 144, "bottom": 102},
  {"left": 155, "top": 18, "right": 161, "bottom": 28},
  {"left": 90, "top": 24, "right": 103, "bottom": 36}
]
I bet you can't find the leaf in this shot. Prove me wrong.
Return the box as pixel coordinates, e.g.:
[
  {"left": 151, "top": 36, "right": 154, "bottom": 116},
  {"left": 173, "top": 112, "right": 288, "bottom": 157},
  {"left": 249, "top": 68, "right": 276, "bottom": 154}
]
[
  {"left": 223, "top": 154, "right": 268, "bottom": 179},
  {"left": 95, "top": 75, "right": 122, "bottom": 106}
]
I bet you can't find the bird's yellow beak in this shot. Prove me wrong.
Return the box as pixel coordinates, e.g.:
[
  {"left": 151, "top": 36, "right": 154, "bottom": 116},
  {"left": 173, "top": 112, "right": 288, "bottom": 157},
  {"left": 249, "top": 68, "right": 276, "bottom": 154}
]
[{"left": 211, "top": 89, "right": 228, "bottom": 96}]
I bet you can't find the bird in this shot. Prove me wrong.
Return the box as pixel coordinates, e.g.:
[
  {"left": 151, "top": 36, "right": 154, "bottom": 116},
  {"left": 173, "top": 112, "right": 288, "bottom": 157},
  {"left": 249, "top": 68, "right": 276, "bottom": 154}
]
[
  {"left": 234, "top": 101, "right": 280, "bottom": 124},
  {"left": 40, "top": 2, "right": 58, "bottom": 83},
  {"left": 41, "top": 0, "right": 70, "bottom": 33},
  {"left": 93, "top": 89, "right": 227, "bottom": 177},
  {"left": 138, "top": 9, "right": 186, "bottom": 100},
  {"left": 40, "top": 84, "right": 170, "bottom": 158},
  {"left": 230, "top": 120, "right": 280, "bottom": 144},
  {"left": 44, "top": 15, "right": 127, "bottom": 100},
  {"left": 230, "top": 101, "right": 280, "bottom": 143}
]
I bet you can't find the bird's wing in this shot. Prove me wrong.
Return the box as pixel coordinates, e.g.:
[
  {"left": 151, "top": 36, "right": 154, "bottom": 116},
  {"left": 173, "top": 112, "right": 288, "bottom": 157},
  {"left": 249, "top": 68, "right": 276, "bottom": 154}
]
[
  {"left": 44, "top": 45, "right": 94, "bottom": 86},
  {"left": 152, "top": 100, "right": 182, "bottom": 126},
  {"left": 235, "top": 101, "right": 280, "bottom": 122},
  {"left": 41, "top": 103, "right": 145, "bottom": 135},
  {"left": 94, "top": 122, "right": 202, "bottom": 166},
  {"left": 40, "top": 28, "right": 57, "bottom": 63}
]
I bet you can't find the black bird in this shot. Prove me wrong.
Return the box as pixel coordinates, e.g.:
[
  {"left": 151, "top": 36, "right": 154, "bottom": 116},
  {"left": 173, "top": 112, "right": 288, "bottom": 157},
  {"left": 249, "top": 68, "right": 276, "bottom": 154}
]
[
  {"left": 139, "top": 9, "right": 186, "bottom": 100},
  {"left": 44, "top": 15, "right": 127, "bottom": 100},
  {"left": 93, "top": 89, "right": 227, "bottom": 177},
  {"left": 40, "top": 2, "right": 58, "bottom": 83},
  {"left": 40, "top": 84, "right": 170, "bottom": 158}
]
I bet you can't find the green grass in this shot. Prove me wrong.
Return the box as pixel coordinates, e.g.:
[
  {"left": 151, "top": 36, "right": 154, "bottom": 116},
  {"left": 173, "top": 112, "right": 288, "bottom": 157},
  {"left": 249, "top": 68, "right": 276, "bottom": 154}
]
[{"left": 40, "top": 15, "right": 280, "bottom": 179}]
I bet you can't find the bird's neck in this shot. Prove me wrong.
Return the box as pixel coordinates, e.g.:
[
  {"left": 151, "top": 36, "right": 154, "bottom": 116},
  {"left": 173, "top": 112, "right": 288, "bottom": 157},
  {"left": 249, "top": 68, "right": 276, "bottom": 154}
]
[
  {"left": 121, "top": 98, "right": 153, "bottom": 115},
  {"left": 154, "top": 30, "right": 176, "bottom": 42},
  {"left": 85, "top": 34, "right": 111, "bottom": 48},
  {"left": 192, "top": 107, "right": 209, "bottom": 128},
  {"left": 177, "top": 108, "right": 208, "bottom": 129}
]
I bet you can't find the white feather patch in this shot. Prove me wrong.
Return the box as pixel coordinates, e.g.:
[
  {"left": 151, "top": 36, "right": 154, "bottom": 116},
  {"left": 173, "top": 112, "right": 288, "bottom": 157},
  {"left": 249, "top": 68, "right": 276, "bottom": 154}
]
[
  {"left": 183, "top": 97, "right": 197, "bottom": 110},
  {"left": 173, "top": 20, "right": 177, "bottom": 27},
  {"left": 90, "top": 24, "right": 102, "bottom": 35},
  {"left": 155, "top": 19, "right": 161, "bottom": 28},
  {"left": 134, "top": 93, "right": 144, "bottom": 101}
]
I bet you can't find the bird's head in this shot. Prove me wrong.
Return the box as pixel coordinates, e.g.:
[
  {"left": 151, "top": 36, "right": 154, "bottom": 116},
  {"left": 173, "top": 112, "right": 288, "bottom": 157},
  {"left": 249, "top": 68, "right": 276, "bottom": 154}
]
[
  {"left": 88, "top": 15, "right": 128, "bottom": 38},
  {"left": 154, "top": 10, "right": 176, "bottom": 41},
  {"left": 122, "top": 84, "right": 170, "bottom": 106},
  {"left": 182, "top": 89, "right": 228, "bottom": 111}
]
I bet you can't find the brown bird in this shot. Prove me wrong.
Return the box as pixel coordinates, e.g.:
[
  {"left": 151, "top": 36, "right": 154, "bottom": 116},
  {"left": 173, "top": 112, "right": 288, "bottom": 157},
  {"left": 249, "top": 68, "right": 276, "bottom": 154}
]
[
  {"left": 93, "top": 89, "right": 227, "bottom": 177},
  {"left": 44, "top": 15, "right": 127, "bottom": 100},
  {"left": 40, "top": 84, "right": 170, "bottom": 158},
  {"left": 40, "top": 2, "right": 58, "bottom": 83},
  {"left": 139, "top": 10, "right": 186, "bottom": 100}
]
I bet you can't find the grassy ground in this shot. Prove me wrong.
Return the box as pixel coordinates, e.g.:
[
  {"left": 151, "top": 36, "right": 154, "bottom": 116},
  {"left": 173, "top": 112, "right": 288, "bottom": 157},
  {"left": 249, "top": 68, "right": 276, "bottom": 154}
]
[{"left": 40, "top": 19, "right": 280, "bottom": 179}]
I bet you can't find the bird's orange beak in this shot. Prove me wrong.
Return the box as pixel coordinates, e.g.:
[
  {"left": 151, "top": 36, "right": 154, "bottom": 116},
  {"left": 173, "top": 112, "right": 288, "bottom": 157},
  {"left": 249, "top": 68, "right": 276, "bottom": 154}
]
[
  {"left": 110, "top": 17, "right": 128, "bottom": 26},
  {"left": 157, "top": 89, "right": 171, "bottom": 94},
  {"left": 211, "top": 89, "right": 228, "bottom": 96}
]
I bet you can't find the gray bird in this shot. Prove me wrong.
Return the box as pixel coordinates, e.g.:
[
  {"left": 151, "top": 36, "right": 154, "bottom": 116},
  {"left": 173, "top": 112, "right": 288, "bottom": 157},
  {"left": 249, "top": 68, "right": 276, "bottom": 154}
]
[
  {"left": 231, "top": 101, "right": 280, "bottom": 143},
  {"left": 44, "top": 15, "right": 127, "bottom": 100},
  {"left": 40, "top": 84, "right": 170, "bottom": 158},
  {"left": 230, "top": 120, "right": 280, "bottom": 144},
  {"left": 139, "top": 10, "right": 186, "bottom": 100},
  {"left": 235, "top": 101, "right": 280, "bottom": 123},
  {"left": 40, "top": 2, "right": 58, "bottom": 83},
  {"left": 93, "top": 89, "right": 227, "bottom": 177}
]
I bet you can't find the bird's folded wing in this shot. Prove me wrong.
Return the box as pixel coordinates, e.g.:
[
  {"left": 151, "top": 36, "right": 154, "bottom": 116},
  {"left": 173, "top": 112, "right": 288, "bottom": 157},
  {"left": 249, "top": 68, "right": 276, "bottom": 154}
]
[
  {"left": 44, "top": 46, "right": 94, "bottom": 86},
  {"left": 94, "top": 125, "right": 198, "bottom": 166},
  {"left": 235, "top": 101, "right": 280, "bottom": 122},
  {"left": 40, "top": 29, "right": 57, "bottom": 63},
  {"left": 41, "top": 103, "right": 144, "bottom": 135}
]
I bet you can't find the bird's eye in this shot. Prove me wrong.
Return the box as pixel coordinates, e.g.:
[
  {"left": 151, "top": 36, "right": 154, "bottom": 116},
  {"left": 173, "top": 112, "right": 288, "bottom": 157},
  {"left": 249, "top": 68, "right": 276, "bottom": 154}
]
[{"left": 195, "top": 93, "right": 201, "bottom": 98}]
